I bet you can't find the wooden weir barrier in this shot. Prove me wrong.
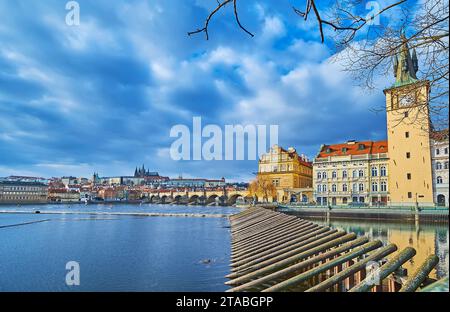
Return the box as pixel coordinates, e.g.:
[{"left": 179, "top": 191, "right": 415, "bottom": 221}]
[{"left": 226, "top": 207, "right": 445, "bottom": 292}]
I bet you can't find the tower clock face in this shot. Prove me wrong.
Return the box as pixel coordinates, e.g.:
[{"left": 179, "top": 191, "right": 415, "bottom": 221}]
[{"left": 398, "top": 93, "right": 416, "bottom": 107}]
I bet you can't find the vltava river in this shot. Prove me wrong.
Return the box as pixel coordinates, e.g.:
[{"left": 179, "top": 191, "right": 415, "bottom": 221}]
[
  {"left": 1, "top": 204, "right": 447, "bottom": 291},
  {"left": 0, "top": 204, "right": 239, "bottom": 292}
]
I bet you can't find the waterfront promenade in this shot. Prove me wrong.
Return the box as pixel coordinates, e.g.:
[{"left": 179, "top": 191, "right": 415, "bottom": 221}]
[{"left": 278, "top": 204, "right": 449, "bottom": 223}]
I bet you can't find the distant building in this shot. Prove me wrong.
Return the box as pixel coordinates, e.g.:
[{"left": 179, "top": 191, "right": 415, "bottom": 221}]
[
  {"left": 134, "top": 164, "right": 159, "bottom": 178},
  {"left": 98, "top": 187, "right": 118, "bottom": 201},
  {"left": 165, "top": 179, "right": 207, "bottom": 188},
  {"left": 0, "top": 180, "right": 48, "bottom": 204},
  {"left": 2, "top": 176, "right": 48, "bottom": 184},
  {"left": 205, "top": 178, "right": 226, "bottom": 188},
  {"left": 93, "top": 167, "right": 168, "bottom": 187},
  {"left": 431, "top": 130, "right": 449, "bottom": 207},
  {"left": 61, "top": 176, "right": 78, "bottom": 187},
  {"left": 48, "top": 189, "right": 80, "bottom": 203},
  {"left": 164, "top": 178, "right": 226, "bottom": 189},
  {"left": 258, "top": 145, "right": 313, "bottom": 203},
  {"left": 313, "top": 140, "right": 389, "bottom": 206}
]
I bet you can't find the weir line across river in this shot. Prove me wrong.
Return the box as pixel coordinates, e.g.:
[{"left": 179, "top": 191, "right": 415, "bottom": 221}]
[{"left": 226, "top": 207, "right": 448, "bottom": 292}]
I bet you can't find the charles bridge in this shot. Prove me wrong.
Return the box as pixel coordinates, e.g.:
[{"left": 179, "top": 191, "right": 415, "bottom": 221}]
[{"left": 145, "top": 188, "right": 250, "bottom": 206}]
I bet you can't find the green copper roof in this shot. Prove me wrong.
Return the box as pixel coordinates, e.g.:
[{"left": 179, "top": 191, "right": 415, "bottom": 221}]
[{"left": 392, "top": 32, "right": 419, "bottom": 87}]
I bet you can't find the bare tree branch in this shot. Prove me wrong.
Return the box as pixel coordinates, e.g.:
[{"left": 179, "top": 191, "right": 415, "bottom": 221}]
[
  {"left": 188, "top": 0, "right": 253, "bottom": 40},
  {"left": 189, "top": 0, "right": 449, "bottom": 130}
]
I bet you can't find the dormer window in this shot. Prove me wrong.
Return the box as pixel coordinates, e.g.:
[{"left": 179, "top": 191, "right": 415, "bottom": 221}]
[
  {"left": 358, "top": 144, "right": 365, "bottom": 150},
  {"left": 342, "top": 147, "right": 348, "bottom": 153},
  {"left": 326, "top": 148, "right": 332, "bottom": 153}
]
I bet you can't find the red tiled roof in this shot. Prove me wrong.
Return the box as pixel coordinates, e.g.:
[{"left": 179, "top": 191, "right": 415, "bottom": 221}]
[
  {"left": 317, "top": 140, "right": 388, "bottom": 158},
  {"left": 430, "top": 129, "right": 449, "bottom": 142},
  {"left": 276, "top": 146, "right": 312, "bottom": 167}
]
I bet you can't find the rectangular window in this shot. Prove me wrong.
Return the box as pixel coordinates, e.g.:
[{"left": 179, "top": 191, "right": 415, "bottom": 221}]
[
  {"left": 407, "top": 173, "right": 411, "bottom": 180},
  {"left": 405, "top": 132, "right": 409, "bottom": 138},
  {"left": 408, "top": 192, "right": 413, "bottom": 199},
  {"left": 406, "top": 152, "right": 411, "bottom": 159}
]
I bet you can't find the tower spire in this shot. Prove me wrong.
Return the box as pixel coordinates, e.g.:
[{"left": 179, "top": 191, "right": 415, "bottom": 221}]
[{"left": 393, "top": 30, "right": 418, "bottom": 87}]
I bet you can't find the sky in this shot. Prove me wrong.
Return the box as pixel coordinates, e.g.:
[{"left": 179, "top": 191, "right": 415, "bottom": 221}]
[{"left": 0, "top": 0, "right": 411, "bottom": 181}]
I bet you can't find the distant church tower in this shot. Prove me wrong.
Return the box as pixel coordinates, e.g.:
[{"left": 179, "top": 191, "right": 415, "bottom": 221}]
[{"left": 383, "top": 31, "right": 434, "bottom": 206}]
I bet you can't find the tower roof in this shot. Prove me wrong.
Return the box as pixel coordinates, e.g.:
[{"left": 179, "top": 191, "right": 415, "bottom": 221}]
[{"left": 392, "top": 31, "right": 419, "bottom": 87}]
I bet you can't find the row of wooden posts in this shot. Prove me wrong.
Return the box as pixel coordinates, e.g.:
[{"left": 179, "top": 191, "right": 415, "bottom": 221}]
[{"left": 226, "top": 207, "right": 442, "bottom": 292}]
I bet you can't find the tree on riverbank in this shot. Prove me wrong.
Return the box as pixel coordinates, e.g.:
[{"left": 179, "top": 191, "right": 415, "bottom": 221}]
[{"left": 248, "top": 176, "right": 277, "bottom": 203}]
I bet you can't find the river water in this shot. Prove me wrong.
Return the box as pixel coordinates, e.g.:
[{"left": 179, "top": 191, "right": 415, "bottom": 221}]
[
  {"left": 0, "top": 204, "right": 239, "bottom": 292},
  {"left": 0, "top": 204, "right": 448, "bottom": 291}
]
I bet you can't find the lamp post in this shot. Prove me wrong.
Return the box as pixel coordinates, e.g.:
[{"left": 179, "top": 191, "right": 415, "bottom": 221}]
[{"left": 415, "top": 193, "right": 424, "bottom": 212}]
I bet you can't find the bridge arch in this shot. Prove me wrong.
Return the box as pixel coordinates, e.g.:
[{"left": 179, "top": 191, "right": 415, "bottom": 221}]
[
  {"left": 161, "top": 195, "right": 172, "bottom": 204},
  {"left": 173, "top": 195, "right": 182, "bottom": 204},
  {"left": 227, "top": 194, "right": 244, "bottom": 205},
  {"left": 206, "top": 194, "right": 219, "bottom": 205},
  {"left": 150, "top": 195, "right": 160, "bottom": 203},
  {"left": 189, "top": 195, "right": 199, "bottom": 204}
]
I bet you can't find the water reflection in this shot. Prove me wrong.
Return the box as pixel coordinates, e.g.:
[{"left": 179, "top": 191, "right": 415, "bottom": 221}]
[{"left": 302, "top": 216, "right": 449, "bottom": 279}]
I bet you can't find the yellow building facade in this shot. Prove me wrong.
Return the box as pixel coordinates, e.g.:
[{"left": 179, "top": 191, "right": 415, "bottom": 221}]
[
  {"left": 384, "top": 34, "right": 434, "bottom": 206},
  {"left": 258, "top": 145, "right": 313, "bottom": 203}
]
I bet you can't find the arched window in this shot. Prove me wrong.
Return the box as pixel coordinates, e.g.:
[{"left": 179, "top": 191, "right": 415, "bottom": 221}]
[
  {"left": 436, "top": 149, "right": 440, "bottom": 155},
  {"left": 371, "top": 167, "right": 378, "bottom": 177},
  {"left": 445, "top": 162, "right": 449, "bottom": 170},
  {"left": 317, "top": 172, "right": 322, "bottom": 179},
  {"left": 342, "top": 170, "right": 348, "bottom": 178},
  {"left": 353, "top": 170, "right": 358, "bottom": 178},
  {"left": 359, "top": 183, "right": 364, "bottom": 192},
  {"left": 359, "top": 170, "right": 364, "bottom": 178},
  {"left": 343, "top": 184, "right": 348, "bottom": 192},
  {"left": 352, "top": 183, "right": 357, "bottom": 192},
  {"left": 372, "top": 182, "right": 378, "bottom": 192},
  {"left": 323, "top": 172, "right": 327, "bottom": 179},
  {"left": 436, "top": 162, "right": 442, "bottom": 170},
  {"left": 317, "top": 185, "right": 322, "bottom": 193},
  {"left": 332, "top": 184, "right": 337, "bottom": 192},
  {"left": 380, "top": 166, "right": 387, "bottom": 176},
  {"left": 332, "top": 171, "right": 337, "bottom": 179},
  {"left": 323, "top": 184, "right": 327, "bottom": 192},
  {"left": 437, "top": 176, "right": 443, "bottom": 184}
]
